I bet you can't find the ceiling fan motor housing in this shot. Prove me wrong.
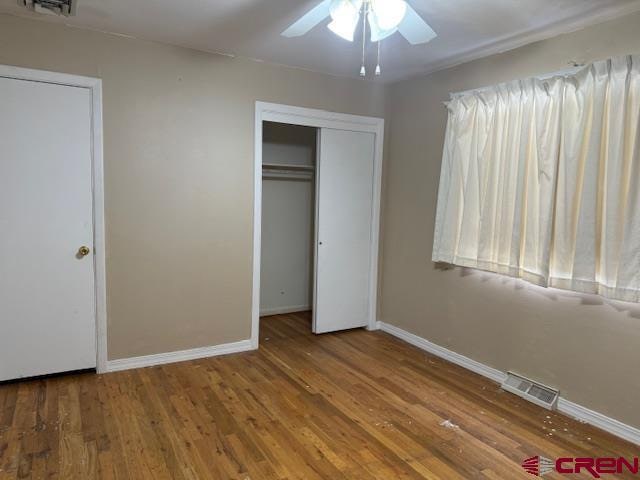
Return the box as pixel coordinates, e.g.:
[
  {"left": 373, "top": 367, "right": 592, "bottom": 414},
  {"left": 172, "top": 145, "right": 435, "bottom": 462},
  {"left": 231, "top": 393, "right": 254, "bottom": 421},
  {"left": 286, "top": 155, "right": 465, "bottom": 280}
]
[{"left": 18, "top": 0, "right": 76, "bottom": 16}]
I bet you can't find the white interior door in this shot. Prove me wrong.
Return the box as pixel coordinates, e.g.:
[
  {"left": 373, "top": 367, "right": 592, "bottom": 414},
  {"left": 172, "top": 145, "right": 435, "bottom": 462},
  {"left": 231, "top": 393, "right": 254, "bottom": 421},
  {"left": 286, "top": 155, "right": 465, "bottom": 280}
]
[
  {"left": 314, "top": 128, "right": 375, "bottom": 334},
  {"left": 0, "top": 76, "right": 96, "bottom": 381}
]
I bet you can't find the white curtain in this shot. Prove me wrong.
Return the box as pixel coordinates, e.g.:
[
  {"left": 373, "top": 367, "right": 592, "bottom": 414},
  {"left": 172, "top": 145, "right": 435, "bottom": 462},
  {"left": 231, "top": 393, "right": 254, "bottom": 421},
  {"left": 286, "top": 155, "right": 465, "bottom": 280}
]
[{"left": 433, "top": 55, "right": 640, "bottom": 302}]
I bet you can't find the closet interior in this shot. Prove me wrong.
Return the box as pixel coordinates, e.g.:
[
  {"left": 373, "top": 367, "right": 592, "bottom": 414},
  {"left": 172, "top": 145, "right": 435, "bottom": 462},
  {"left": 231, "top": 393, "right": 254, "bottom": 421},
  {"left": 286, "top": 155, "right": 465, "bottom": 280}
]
[{"left": 260, "top": 122, "right": 317, "bottom": 326}]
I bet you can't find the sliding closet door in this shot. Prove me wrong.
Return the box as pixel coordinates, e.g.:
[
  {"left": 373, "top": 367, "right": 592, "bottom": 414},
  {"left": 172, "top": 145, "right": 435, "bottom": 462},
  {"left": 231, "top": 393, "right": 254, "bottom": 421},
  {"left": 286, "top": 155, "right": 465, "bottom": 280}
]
[{"left": 314, "top": 128, "right": 375, "bottom": 334}]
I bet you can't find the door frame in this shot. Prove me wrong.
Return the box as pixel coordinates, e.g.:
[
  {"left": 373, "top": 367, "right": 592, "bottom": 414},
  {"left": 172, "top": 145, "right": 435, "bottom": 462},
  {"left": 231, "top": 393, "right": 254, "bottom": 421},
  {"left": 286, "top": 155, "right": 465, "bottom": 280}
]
[
  {"left": 0, "top": 65, "right": 107, "bottom": 373},
  {"left": 252, "top": 102, "right": 384, "bottom": 348}
]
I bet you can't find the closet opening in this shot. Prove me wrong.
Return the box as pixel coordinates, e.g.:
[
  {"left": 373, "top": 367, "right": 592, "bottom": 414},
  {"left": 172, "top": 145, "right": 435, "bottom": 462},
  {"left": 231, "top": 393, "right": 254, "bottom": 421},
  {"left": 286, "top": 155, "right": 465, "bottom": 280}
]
[
  {"left": 259, "top": 121, "right": 318, "bottom": 341},
  {"left": 253, "top": 102, "right": 384, "bottom": 348}
]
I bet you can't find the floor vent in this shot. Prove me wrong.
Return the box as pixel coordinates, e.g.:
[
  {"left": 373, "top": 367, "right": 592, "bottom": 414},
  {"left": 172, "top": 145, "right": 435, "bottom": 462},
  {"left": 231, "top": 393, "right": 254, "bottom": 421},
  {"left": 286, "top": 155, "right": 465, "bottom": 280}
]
[
  {"left": 502, "top": 372, "right": 559, "bottom": 410},
  {"left": 18, "top": 0, "right": 76, "bottom": 16}
]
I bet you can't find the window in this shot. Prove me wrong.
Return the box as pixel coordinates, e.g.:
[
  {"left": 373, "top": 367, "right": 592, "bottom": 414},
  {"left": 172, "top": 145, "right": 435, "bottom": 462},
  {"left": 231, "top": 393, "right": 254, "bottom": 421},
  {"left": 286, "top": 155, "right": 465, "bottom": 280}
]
[{"left": 433, "top": 55, "right": 640, "bottom": 302}]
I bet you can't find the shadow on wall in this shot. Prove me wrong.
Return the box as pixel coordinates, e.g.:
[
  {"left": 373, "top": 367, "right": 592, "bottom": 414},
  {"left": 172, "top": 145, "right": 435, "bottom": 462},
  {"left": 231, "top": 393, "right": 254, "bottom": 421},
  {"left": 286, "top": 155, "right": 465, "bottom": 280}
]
[{"left": 433, "top": 262, "right": 640, "bottom": 319}]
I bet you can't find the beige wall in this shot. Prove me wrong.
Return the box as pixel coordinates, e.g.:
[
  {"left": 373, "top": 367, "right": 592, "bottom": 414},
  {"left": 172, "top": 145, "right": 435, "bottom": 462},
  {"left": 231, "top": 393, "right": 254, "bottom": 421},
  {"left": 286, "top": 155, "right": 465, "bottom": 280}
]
[
  {"left": 0, "top": 14, "right": 386, "bottom": 360},
  {"left": 381, "top": 12, "right": 640, "bottom": 429}
]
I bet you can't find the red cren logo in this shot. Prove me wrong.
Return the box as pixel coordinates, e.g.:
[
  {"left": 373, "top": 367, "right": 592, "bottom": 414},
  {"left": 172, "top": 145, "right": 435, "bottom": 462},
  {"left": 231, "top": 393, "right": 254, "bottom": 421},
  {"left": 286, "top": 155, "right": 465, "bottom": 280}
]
[
  {"left": 522, "top": 456, "right": 554, "bottom": 477},
  {"left": 522, "top": 456, "right": 640, "bottom": 478}
]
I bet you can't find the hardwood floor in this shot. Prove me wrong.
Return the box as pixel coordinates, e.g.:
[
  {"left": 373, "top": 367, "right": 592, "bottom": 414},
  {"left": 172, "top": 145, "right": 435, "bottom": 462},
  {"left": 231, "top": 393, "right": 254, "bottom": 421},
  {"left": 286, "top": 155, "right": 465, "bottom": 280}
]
[{"left": 0, "top": 312, "right": 637, "bottom": 479}]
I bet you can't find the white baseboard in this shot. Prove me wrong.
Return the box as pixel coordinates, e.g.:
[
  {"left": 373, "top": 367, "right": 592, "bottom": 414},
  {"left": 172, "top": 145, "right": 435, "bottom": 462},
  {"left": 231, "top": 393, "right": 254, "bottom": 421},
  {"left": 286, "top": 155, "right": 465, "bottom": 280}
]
[
  {"left": 260, "top": 305, "right": 311, "bottom": 317},
  {"left": 557, "top": 398, "right": 640, "bottom": 446},
  {"left": 105, "top": 339, "right": 254, "bottom": 373},
  {"left": 378, "top": 321, "right": 640, "bottom": 446},
  {"left": 378, "top": 321, "right": 506, "bottom": 384}
]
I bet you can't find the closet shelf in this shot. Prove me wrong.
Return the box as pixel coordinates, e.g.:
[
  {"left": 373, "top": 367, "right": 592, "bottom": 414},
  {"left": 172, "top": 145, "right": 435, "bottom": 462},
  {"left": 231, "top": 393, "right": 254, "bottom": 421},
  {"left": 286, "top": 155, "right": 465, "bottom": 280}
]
[
  {"left": 262, "top": 171, "right": 314, "bottom": 181},
  {"left": 262, "top": 163, "right": 314, "bottom": 172}
]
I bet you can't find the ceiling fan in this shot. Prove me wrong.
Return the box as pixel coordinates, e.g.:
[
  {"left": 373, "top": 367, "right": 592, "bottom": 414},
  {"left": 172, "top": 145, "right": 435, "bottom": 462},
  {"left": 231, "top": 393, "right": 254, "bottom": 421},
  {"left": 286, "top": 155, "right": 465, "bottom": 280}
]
[{"left": 282, "top": 0, "right": 437, "bottom": 77}]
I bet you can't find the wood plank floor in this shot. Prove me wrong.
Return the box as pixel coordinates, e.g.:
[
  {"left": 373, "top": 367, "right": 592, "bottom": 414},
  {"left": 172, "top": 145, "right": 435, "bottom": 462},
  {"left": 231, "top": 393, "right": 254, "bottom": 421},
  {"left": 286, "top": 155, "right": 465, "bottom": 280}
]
[{"left": 0, "top": 312, "right": 637, "bottom": 479}]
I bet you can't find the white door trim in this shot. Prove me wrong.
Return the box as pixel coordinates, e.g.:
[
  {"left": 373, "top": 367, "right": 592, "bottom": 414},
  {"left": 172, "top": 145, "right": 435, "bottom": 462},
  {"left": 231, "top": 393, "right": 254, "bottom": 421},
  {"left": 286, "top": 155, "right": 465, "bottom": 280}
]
[
  {"left": 253, "top": 102, "right": 384, "bottom": 348},
  {"left": 0, "top": 64, "right": 107, "bottom": 373}
]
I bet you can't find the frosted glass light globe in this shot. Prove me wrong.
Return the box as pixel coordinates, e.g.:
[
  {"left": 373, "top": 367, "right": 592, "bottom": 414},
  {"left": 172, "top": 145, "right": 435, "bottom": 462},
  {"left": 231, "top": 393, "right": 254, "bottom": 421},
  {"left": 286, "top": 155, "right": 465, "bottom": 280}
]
[
  {"left": 328, "top": 0, "right": 364, "bottom": 41},
  {"left": 370, "top": 0, "right": 407, "bottom": 31},
  {"left": 329, "top": 0, "right": 364, "bottom": 20}
]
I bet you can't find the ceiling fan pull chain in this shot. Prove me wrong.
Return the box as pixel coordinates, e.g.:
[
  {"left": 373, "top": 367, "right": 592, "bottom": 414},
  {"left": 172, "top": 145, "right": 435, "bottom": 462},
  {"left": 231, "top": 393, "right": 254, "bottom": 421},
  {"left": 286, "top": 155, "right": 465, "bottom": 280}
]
[
  {"left": 360, "top": 2, "right": 367, "bottom": 77},
  {"left": 375, "top": 40, "right": 382, "bottom": 76}
]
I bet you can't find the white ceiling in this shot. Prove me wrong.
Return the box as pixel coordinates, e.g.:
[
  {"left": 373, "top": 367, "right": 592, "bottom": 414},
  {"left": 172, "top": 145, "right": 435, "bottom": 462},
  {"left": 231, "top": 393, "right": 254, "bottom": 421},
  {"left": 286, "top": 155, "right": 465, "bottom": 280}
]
[{"left": 3, "top": 0, "right": 640, "bottom": 82}]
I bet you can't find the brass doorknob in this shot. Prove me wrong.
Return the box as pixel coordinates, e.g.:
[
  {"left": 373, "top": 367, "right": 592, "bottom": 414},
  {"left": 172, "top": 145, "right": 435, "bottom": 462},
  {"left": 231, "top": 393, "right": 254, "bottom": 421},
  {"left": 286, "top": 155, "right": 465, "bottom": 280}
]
[{"left": 78, "top": 246, "right": 91, "bottom": 257}]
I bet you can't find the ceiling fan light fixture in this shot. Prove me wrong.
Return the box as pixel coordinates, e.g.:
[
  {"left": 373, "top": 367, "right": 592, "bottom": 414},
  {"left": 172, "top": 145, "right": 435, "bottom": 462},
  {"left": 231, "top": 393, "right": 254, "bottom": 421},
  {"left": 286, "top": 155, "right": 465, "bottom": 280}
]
[
  {"left": 281, "top": 0, "right": 438, "bottom": 77},
  {"left": 370, "top": 0, "right": 407, "bottom": 31}
]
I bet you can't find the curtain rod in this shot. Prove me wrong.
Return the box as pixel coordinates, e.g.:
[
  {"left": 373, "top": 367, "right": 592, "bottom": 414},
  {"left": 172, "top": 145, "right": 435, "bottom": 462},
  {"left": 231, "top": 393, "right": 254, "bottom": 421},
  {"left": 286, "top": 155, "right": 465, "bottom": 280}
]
[{"left": 443, "top": 63, "right": 585, "bottom": 106}]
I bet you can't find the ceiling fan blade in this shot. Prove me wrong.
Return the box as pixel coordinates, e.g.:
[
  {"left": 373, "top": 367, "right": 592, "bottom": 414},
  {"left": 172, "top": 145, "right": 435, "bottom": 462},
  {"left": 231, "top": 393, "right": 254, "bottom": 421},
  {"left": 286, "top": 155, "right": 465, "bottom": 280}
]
[
  {"left": 282, "top": 0, "right": 333, "bottom": 37},
  {"left": 397, "top": 4, "right": 437, "bottom": 45}
]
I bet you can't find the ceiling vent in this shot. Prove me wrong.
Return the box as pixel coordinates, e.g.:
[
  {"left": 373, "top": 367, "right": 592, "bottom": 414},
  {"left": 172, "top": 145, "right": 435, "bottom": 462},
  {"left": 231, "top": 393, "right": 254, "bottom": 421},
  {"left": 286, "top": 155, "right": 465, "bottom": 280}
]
[
  {"left": 18, "top": 0, "right": 76, "bottom": 16},
  {"left": 502, "top": 372, "right": 559, "bottom": 410}
]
